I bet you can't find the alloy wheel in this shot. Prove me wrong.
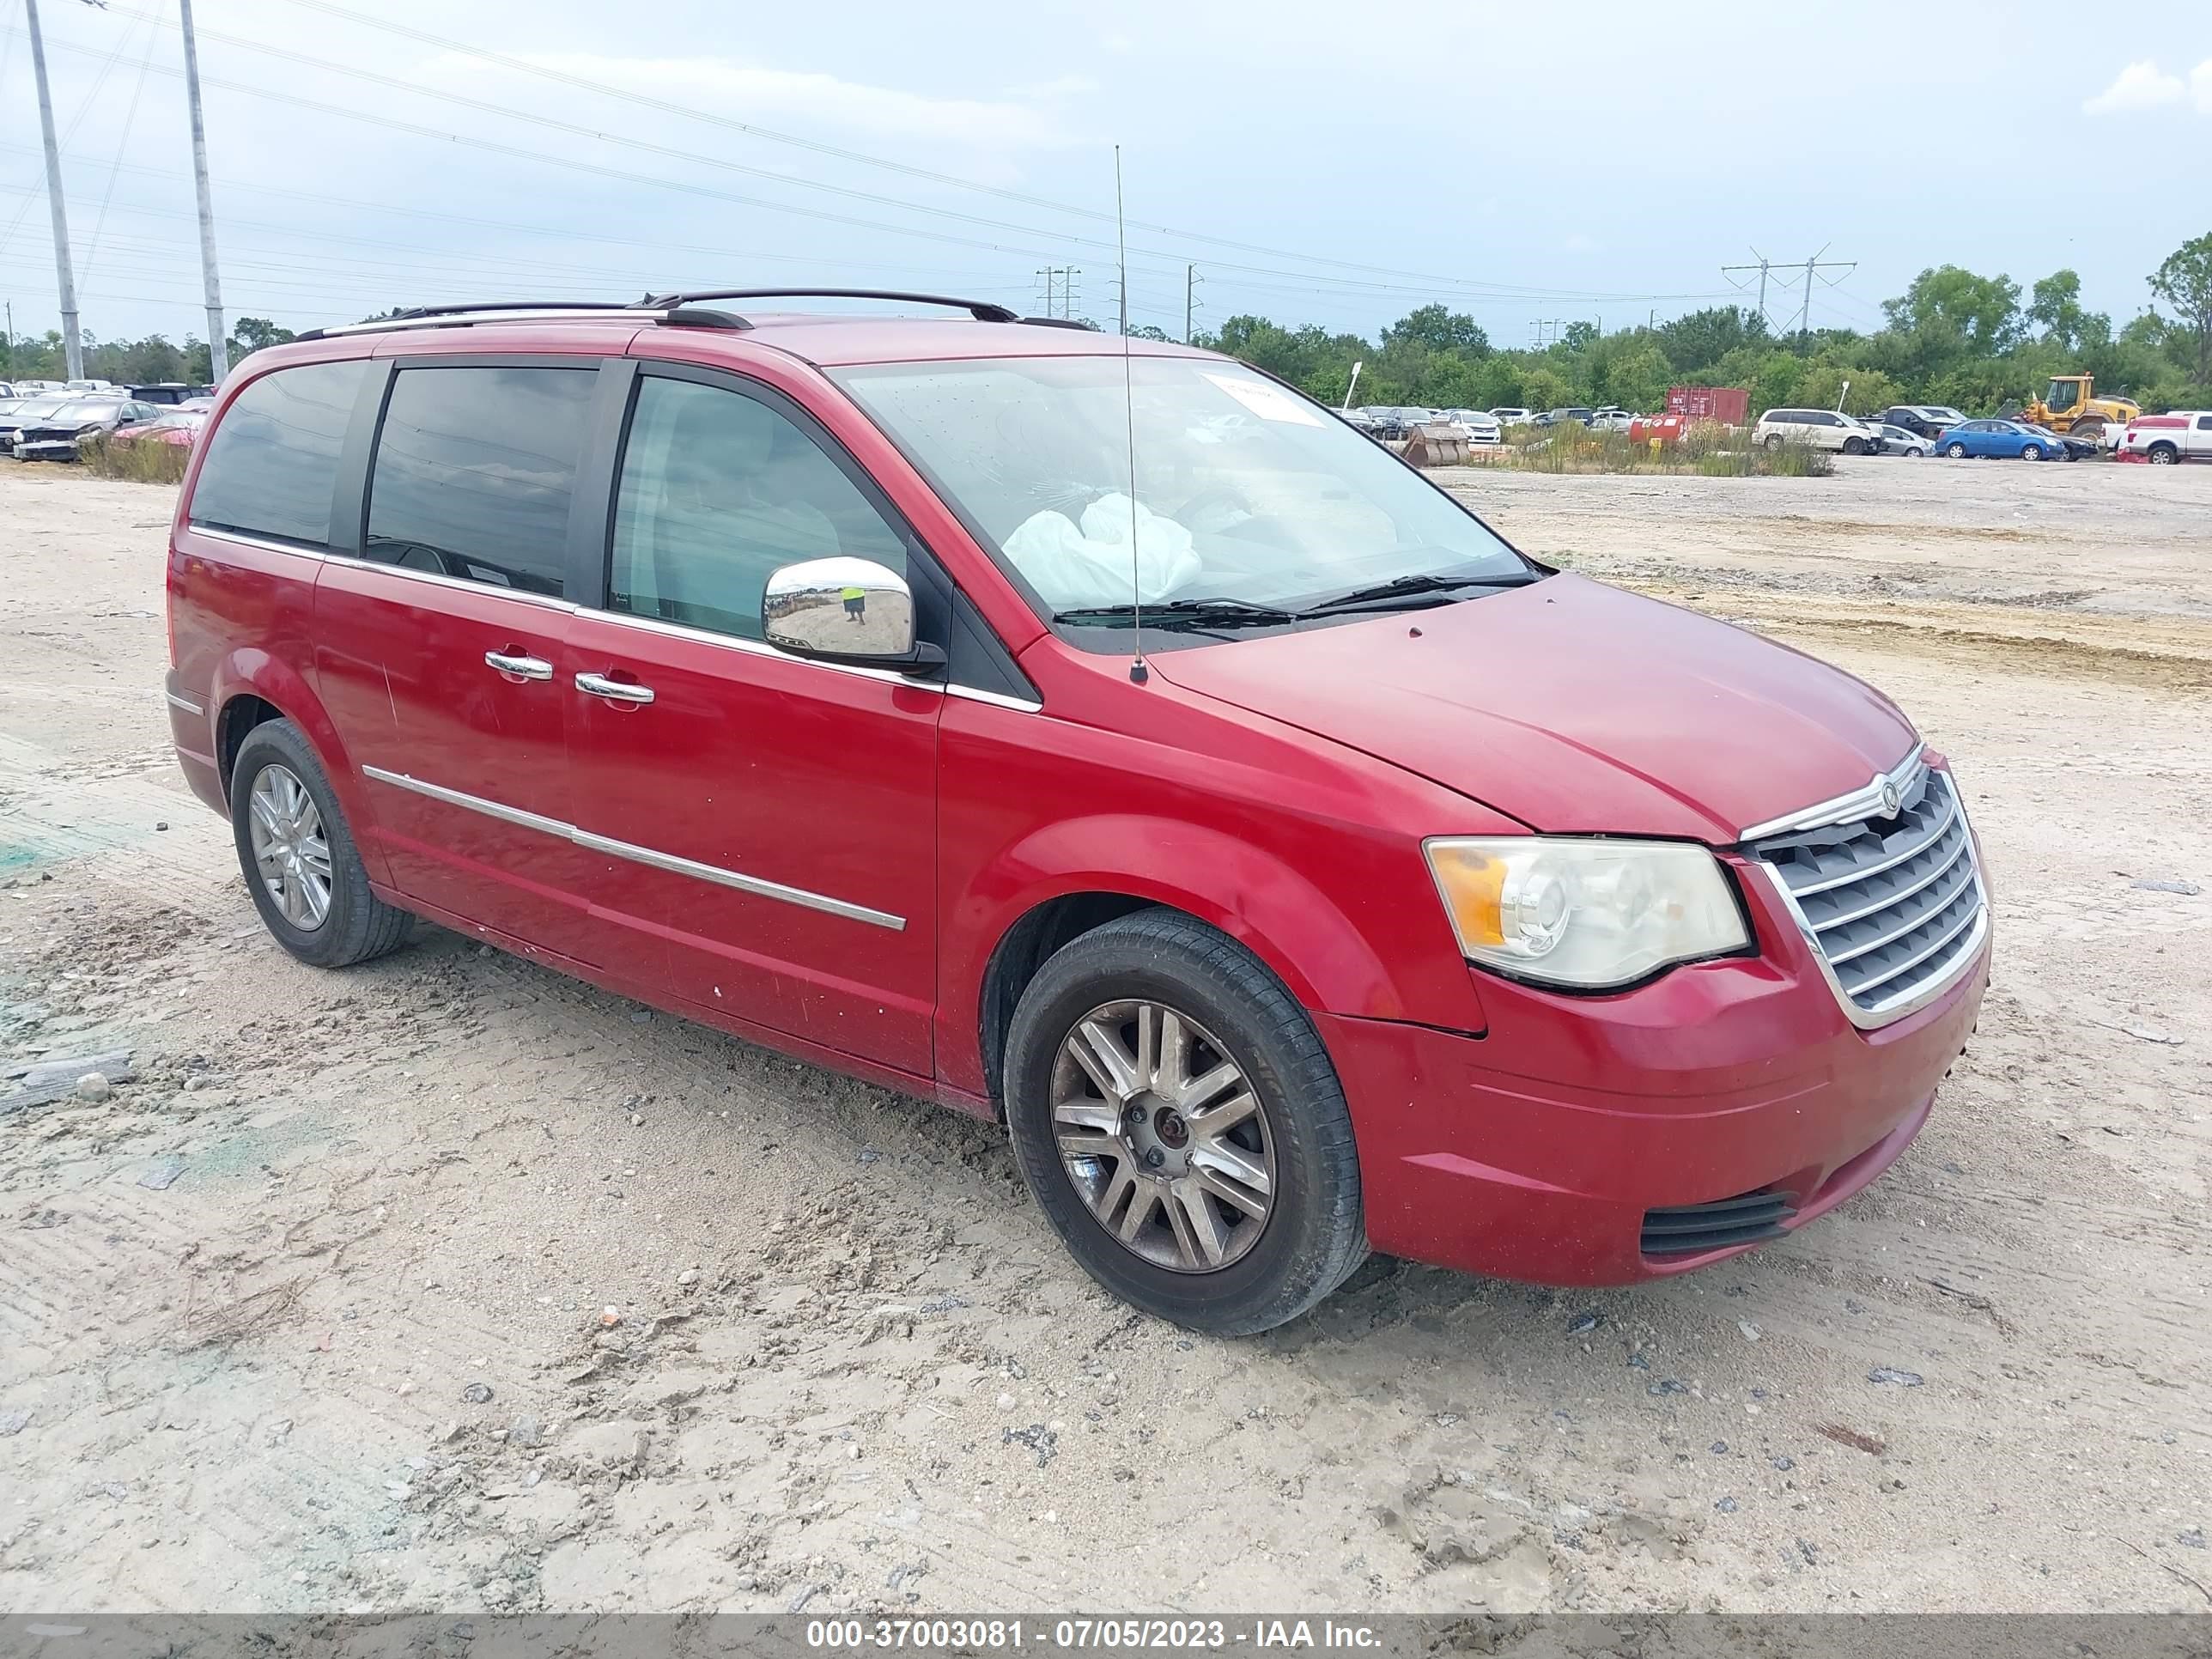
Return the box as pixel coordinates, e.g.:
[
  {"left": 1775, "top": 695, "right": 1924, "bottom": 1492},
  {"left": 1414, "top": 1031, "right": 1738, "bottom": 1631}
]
[
  {"left": 247, "top": 763, "right": 333, "bottom": 931},
  {"left": 1048, "top": 999, "right": 1275, "bottom": 1273}
]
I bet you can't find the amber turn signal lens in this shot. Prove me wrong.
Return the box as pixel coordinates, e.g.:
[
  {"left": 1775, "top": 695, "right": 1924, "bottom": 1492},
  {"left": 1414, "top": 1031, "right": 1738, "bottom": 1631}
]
[{"left": 1428, "top": 842, "right": 1508, "bottom": 947}]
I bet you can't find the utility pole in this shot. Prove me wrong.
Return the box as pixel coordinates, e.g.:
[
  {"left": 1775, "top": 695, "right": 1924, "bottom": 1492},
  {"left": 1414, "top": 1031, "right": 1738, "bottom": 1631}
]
[
  {"left": 25, "top": 0, "right": 84, "bottom": 383},
  {"left": 179, "top": 0, "right": 228, "bottom": 382}
]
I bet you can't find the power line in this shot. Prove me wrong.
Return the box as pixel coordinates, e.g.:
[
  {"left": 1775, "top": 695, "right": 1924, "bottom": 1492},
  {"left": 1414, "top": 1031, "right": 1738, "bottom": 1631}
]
[
  {"left": 39, "top": 3, "right": 1754, "bottom": 310},
  {"left": 260, "top": 0, "right": 1745, "bottom": 305}
]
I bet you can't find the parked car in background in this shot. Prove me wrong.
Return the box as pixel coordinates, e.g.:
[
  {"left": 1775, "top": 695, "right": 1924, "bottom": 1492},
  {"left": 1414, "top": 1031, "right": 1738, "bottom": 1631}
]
[
  {"left": 1489, "top": 406, "right": 1534, "bottom": 427},
  {"left": 1869, "top": 423, "right": 1932, "bottom": 457},
  {"left": 0, "top": 394, "right": 86, "bottom": 453},
  {"left": 1442, "top": 408, "right": 1503, "bottom": 445},
  {"left": 2026, "top": 422, "right": 2099, "bottom": 462},
  {"left": 1935, "top": 419, "right": 2061, "bottom": 461},
  {"left": 2118, "top": 412, "right": 2212, "bottom": 464},
  {"left": 1588, "top": 407, "right": 1635, "bottom": 432},
  {"left": 1753, "top": 409, "right": 1882, "bottom": 454},
  {"left": 162, "top": 292, "right": 1988, "bottom": 1334},
  {"left": 1352, "top": 406, "right": 1409, "bottom": 441},
  {"left": 63, "top": 378, "right": 118, "bottom": 393},
  {"left": 1876, "top": 405, "right": 1968, "bottom": 440},
  {"left": 12, "top": 395, "right": 166, "bottom": 460},
  {"left": 130, "top": 382, "right": 217, "bottom": 405},
  {"left": 1533, "top": 407, "right": 1595, "bottom": 428},
  {"left": 108, "top": 399, "right": 214, "bottom": 449}
]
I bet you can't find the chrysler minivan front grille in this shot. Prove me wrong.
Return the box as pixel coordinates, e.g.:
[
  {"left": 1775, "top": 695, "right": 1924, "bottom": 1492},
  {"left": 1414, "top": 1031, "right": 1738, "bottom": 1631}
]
[{"left": 1748, "top": 758, "right": 1987, "bottom": 1026}]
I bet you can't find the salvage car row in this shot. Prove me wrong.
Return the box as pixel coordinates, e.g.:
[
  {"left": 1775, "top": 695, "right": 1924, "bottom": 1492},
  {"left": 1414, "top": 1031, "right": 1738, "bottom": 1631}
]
[{"left": 0, "top": 385, "right": 214, "bottom": 459}]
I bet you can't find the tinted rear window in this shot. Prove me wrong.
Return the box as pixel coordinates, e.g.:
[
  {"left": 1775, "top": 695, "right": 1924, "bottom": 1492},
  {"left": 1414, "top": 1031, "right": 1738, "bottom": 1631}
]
[
  {"left": 189, "top": 360, "right": 369, "bottom": 546},
  {"left": 364, "top": 366, "right": 597, "bottom": 598}
]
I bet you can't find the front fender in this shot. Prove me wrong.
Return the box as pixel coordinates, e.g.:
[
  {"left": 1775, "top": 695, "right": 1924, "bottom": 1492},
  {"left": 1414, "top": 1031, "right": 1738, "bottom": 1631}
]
[{"left": 937, "top": 810, "right": 1484, "bottom": 1100}]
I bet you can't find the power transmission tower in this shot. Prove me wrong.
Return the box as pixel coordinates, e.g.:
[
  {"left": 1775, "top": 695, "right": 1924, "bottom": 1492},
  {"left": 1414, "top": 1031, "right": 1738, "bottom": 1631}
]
[
  {"left": 24, "top": 0, "right": 84, "bottom": 382},
  {"left": 179, "top": 0, "right": 228, "bottom": 381},
  {"left": 1183, "top": 264, "right": 1202, "bottom": 345},
  {"left": 1723, "top": 246, "right": 1852, "bottom": 339},
  {"left": 1530, "top": 319, "right": 1563, "bottom": 349},
  {"left": 1033, "top": 266, "right": 1080, "bottom": 320}
]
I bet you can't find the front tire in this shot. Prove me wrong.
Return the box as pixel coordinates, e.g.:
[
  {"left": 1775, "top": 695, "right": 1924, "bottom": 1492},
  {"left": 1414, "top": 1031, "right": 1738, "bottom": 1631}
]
[
  {"left": 1003, "top": 910, "right": 1365, "bottom": 1335},
  {"left": 1842, "top": 436, "right": 1867, "bottom": 456},
  {"left": 2021, "top": 443, "right": 2044, "bottom": 461},
  {"left": 230, "top": 719, "right": 412, "bottom": 968}
]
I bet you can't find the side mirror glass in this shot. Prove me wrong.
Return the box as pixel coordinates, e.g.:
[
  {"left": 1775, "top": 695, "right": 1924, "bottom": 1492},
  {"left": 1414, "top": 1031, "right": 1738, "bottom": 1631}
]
[{"left": 763, "top": 556, "right": 938, "bottom": 673}]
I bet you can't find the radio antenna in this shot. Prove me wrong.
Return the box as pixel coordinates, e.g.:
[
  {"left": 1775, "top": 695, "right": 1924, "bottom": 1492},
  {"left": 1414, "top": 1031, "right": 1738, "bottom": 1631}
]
[{"left": 1116, "top": 144, "right": 1147, "bottom": 685}]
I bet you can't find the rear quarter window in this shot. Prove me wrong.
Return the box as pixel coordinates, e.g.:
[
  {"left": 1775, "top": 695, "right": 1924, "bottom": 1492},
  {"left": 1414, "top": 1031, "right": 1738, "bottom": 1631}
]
[{"left": 188, "top": 359, "right": 370, "bottom": 547}]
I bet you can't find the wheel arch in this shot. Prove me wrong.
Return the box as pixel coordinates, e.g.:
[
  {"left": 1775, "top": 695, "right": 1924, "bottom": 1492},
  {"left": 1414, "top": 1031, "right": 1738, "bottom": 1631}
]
[
  {"left": 206, "top": 651, "right": 392, "bottom": 888},
  {"left": 958, "top": 815, "right": 1421, "bottom": 1114}
]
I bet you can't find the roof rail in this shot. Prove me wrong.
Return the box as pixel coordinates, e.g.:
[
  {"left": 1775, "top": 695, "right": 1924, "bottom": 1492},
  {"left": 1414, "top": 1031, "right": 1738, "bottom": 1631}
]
[
  {"left": 1018, "top": 316, "right": 1097, "bottom": 331},
  {"left": 296, "top": 301, "right": 749, "bottom": 342},
  {"left": 638, "top": 288, "right": 1021, "bottom": 324}
]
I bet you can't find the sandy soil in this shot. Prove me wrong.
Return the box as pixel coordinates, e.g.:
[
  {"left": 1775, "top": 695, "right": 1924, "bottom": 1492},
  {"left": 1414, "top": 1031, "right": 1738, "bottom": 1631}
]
[{"left": 1, "top": 457, "right": 2207, "bottom": 1616}]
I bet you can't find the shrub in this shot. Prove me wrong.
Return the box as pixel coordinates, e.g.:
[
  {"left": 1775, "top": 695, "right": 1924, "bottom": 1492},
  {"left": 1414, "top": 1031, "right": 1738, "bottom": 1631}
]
[{"left": 78, "top": 433, "right": 191, "bottom": 485}]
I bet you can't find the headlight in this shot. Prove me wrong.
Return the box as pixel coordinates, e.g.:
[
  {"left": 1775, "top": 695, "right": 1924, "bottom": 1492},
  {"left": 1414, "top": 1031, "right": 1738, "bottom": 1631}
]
[{"left": 1424, "top": 837, "right": 1749, "bottom": 991}]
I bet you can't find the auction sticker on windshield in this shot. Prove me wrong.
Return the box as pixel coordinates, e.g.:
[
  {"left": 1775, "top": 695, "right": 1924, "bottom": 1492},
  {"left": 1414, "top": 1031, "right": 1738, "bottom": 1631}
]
[{"left": 1204, "top": 372, "right": 1322, "bottom": 425}]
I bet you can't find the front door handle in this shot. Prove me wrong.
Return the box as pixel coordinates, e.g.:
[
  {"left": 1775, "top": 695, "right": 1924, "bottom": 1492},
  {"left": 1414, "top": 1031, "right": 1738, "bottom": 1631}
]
[
  {"left": 484, "top": 649, "right": 553, "bottom": 681},
  {"left": 574, "top": 671, "right": 654, "bottom": 706}
]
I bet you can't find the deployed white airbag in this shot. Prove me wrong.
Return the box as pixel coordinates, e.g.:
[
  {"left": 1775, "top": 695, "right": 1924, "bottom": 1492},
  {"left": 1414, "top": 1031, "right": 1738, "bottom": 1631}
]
[{"left": 1003, "top": 493, "right": 1200, "bottom": 611}]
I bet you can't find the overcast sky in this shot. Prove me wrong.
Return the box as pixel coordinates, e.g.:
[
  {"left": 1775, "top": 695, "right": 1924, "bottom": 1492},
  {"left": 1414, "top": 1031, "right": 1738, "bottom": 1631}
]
[{"left": 2, "top": 0, "right": 2207, "bottom": 350}]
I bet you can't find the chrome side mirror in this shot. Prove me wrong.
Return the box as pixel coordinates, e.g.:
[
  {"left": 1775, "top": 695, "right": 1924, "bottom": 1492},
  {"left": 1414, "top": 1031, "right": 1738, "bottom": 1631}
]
[{"left": 763, "top": 556, "right": 939, "bottom": 673}]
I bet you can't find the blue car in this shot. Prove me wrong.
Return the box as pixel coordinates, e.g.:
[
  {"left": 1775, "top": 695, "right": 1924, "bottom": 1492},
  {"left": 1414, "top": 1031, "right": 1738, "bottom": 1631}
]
[{"left": 1936, "top": 419, "right": 2062, "bottom": 461}]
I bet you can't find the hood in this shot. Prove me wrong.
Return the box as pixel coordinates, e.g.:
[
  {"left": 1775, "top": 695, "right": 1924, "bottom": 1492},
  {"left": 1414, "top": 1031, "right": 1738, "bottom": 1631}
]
[{"left": 1151, "top": 574, "right": 1917, "bottom": 842}]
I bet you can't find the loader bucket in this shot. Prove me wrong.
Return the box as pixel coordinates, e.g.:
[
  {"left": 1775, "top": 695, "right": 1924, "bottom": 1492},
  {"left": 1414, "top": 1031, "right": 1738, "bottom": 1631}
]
[{"left": 1401, "top": 422, "right": 1471, "bottom": 466}]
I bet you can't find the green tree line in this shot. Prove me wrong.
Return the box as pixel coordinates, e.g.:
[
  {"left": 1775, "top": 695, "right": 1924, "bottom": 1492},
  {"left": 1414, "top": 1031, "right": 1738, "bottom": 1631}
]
[
  {"left": 1196, "top": 234, "right": 2212, "bottom": 420},
  {"left": 1, "top": 316, "right": 296, "bottom": 386},
  {"left": 7, "top": 233, "right": 2207, "bottom": 417}
]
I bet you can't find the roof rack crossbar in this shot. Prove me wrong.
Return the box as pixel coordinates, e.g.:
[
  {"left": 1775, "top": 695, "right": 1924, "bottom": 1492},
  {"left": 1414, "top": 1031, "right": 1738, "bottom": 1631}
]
[{"left": 638, "top": 288, "right": 1020, "bottom": 324}]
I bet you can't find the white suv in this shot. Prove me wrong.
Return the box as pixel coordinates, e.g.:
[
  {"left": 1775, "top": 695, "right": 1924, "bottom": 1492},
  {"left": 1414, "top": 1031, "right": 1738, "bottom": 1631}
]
[{"left": 1753, "top": 408, "right": 1883, "bottom": 455}]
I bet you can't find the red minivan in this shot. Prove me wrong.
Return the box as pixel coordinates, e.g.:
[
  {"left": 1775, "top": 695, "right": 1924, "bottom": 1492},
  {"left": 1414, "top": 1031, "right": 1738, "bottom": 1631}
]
[{"left": 164, "top": 291, "right": 1990, "bottom": 1334}]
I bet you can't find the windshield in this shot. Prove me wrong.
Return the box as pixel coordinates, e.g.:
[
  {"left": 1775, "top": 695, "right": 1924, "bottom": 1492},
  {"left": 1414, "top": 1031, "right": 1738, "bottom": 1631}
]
[
  {"left": 833, "top": 356, "right": 1528, "bottom": 644},
  {"left": 1923, "top": 406, "right": 1966, "bottom": 422},
  {"left": 9, "top": 398, "right": 82, "bottom": 421}
]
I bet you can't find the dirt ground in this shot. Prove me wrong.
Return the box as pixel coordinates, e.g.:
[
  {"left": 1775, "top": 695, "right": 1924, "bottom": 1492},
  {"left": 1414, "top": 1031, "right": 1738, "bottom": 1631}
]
[{"left": 2, "top": 456, "right": 2207, "bottom": 1617}]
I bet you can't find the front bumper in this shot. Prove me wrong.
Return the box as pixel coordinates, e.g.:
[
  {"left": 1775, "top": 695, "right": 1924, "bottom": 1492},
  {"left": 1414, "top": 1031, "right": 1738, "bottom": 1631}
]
[
  {"left": 1320, "top": 855, "right": 1989, "bottom": 1285},
  {"left": 14, "top": 438, "right": 84, "bottom": 461}
]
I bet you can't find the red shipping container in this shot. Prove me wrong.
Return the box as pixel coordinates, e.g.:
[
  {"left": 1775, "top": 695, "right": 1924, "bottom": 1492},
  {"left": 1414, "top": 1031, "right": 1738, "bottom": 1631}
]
[{"left": 1666, "top": 386, "right": 1750, "bottom": 426}]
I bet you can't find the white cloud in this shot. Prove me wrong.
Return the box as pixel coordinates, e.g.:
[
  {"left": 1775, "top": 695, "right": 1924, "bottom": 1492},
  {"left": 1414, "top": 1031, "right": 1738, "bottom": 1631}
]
[
  {"left": 2193, "top": 58, "right": 2212, "bottom": 113},
  {"left": 1563, "top": 233, "right": 1598, "bottom": 254},
  {"left": 435, "top": 52, "right": 1082, "bottom": 151},
  {"left": 2082, "top": 60, "right": 2184, "bottom": 115}
]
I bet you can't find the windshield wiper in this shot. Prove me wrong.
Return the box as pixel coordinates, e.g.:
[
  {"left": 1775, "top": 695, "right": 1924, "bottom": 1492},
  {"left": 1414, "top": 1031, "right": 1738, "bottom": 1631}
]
[
  {"left": 1302, "top": 568, "right": 1542, "bottom": 614},
  {"left": 1052, "top": 596, "right": 1300, "bottom": 629}
]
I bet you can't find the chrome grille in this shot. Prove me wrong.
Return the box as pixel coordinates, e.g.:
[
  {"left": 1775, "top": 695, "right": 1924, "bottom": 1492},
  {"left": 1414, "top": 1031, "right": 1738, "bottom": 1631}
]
[{"left": 1751, "top": 760, "right": 1986, "bottom": 1025}]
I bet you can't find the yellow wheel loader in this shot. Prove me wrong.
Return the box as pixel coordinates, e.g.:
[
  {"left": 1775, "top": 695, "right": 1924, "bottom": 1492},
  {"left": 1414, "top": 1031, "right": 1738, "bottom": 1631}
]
[{"left": 2021, "top": 374, "right": 2139, "bottom": 441}]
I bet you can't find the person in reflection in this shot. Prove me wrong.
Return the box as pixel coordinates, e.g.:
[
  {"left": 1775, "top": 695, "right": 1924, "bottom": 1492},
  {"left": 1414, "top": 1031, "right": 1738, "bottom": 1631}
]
[{"left": 842, "top": 583, "right": 867, "bottom": 624}]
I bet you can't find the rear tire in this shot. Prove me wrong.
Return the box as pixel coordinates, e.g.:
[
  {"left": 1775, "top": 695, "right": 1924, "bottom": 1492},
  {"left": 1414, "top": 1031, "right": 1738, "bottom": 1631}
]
[
  {"left": 1003, "top": 909, "right": 1366, "bottom": 1336},
  {"left": 1762, "top": 434, "right": 1784, "bottom": 451},
  {"left": 230, "top": 719, "right": 412, "bottom": 969},
  {"left": 1945, "top": 441, "right": 1967, "bottom": 459},
  {"left": 2148, "top": 444, "right": 2179, "bottom": 465}
]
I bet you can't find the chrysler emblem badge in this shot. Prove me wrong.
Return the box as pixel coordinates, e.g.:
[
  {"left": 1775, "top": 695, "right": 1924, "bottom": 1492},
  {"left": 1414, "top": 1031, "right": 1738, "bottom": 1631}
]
[{"left": 1881, "top": 781, "right": 1902, "bottom": 816}]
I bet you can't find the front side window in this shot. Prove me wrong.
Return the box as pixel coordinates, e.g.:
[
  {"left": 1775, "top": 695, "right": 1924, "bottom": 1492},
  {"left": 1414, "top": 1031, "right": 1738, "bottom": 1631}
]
[
  {"left": 188, "top": 359, "right": 368, "bottom": 546},
  {"left": 609, "top": 376, "right": 907, "bottom": 641},
  {"left": 833, "top": 355, "right": 1527, "bottom": 647},
  {"left": 364, "top": 366, "right": 596, "bottom": 596}
]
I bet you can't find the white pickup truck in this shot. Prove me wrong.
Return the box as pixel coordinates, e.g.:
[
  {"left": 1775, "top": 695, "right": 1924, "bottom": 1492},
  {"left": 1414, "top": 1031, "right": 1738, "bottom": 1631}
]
[{"left": 2119, "top": 411, "right": 2212, "bottom": 464}]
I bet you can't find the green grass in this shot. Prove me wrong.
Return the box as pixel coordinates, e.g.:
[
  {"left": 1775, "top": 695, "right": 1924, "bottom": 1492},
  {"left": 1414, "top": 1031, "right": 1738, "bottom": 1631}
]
[{"left": 1462, "top": 421, "right": 1832, "bottom": 477}]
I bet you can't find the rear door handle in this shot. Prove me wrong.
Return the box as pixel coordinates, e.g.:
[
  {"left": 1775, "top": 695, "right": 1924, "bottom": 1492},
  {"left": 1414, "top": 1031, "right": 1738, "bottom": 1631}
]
[
  {"left": 484, "top": 649, "right": 553, "bottom": 681},
  {"left": 574, "top": 671, "right": 654, "bottom": 706}
]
